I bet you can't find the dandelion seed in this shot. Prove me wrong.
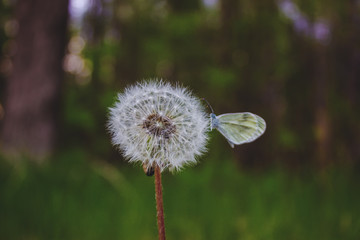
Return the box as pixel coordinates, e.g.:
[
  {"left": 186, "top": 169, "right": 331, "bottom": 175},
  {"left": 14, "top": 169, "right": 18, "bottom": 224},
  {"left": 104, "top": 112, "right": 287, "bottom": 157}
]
[{"left": 107, "top": 80, "right": 209, "bottom": 172}]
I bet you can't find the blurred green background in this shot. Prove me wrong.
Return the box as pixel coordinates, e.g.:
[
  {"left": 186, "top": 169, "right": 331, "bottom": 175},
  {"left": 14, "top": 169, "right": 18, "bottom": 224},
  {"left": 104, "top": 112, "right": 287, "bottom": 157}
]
[{"left": 0, "top": 0, "right": 359, "bottom": 239}]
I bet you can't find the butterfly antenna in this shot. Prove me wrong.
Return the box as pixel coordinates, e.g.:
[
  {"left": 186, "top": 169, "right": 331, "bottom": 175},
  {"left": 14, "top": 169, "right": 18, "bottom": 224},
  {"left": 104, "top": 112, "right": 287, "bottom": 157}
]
[{"left": 201, "top": 98, "right": 214, "bottom": 113}]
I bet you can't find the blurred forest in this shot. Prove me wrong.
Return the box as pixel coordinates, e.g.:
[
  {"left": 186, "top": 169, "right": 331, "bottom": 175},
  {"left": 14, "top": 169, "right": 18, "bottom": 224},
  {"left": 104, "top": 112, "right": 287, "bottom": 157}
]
[
  {"left": 0, "top": 0, "right": 359, "bottom": 239},
  {"left": 1, "top": 0, "right": 360, "bottom": 167}
]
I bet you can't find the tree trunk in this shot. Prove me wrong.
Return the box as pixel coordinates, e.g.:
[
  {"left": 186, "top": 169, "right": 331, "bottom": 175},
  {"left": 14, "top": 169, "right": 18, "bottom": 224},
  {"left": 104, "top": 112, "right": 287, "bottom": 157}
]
[
  {"left": 314, "top": 43, "right": 331, "bottom": 168},
  {"left": 219, "top": 0, "right": 239, "bottom": 66},
  {"left": 0, "top": 0, "right": 69, "bottom": 161}
]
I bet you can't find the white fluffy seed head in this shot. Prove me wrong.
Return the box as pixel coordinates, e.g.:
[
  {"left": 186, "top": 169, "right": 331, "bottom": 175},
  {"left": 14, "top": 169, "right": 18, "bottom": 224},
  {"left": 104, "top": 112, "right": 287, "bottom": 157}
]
[{"left": 107, "top": 80, "right": 209, "bottom": 172}]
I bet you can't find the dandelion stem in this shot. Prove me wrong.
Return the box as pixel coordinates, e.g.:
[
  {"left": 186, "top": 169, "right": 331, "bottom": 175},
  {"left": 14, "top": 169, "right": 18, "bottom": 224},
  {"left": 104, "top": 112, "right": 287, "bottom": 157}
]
[{"left": 155, "top": 165, "right": 166, "bottom": 240}]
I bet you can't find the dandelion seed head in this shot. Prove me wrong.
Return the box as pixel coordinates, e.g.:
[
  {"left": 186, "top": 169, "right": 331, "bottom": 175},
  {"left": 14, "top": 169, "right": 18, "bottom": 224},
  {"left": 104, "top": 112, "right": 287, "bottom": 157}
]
[{"left": 108, "top": 80, "right": 209, "bottom": 172}]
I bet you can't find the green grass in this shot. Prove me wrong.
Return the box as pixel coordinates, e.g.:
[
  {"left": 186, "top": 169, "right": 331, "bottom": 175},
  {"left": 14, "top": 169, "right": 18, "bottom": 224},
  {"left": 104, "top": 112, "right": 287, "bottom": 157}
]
[{"left": 0, "top": 151, "right": 359, "bottom": 240}]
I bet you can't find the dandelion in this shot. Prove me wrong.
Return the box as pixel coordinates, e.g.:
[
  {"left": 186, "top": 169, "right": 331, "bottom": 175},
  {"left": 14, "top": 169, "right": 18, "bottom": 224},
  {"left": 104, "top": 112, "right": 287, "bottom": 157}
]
[
  {"left": 108, "top": 80, "right": 209, "bottom": 172},
  {"left": 108, "top": 80, "right": 209, "bottom": 239}
]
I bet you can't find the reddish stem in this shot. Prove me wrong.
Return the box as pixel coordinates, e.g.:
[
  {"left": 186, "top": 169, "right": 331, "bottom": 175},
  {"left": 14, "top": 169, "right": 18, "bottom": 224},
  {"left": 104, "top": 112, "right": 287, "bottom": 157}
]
[{"left": 155, "top": 165, "right": 166, "bottom": 240}]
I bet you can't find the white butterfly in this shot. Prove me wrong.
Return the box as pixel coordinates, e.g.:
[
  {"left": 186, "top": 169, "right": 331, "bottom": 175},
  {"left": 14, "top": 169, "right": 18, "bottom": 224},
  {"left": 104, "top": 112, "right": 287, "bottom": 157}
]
[{"left": 210, "top": 112, "right": 266, "bottom": 148}]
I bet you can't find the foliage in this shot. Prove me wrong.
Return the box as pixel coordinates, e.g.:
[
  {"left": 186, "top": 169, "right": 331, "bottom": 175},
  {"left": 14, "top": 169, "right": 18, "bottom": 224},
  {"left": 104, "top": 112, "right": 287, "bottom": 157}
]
[
  {"left": 61, "top": 0, "right": 360, "bottom": 167},
  {"left": 0, "top": 154, "right": 359, "bottom": 240}
]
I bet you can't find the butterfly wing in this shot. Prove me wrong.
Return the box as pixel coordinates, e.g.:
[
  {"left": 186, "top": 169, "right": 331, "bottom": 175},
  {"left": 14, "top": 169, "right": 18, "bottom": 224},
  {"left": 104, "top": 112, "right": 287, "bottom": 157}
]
[{"left": 215, "top": 112, "right": 266, "bottom": 147}]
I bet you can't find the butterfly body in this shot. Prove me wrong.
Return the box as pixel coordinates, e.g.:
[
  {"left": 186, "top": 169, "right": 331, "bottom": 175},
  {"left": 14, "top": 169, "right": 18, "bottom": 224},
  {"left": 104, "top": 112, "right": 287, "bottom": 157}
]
[
  {"left": 210, "top": 113, "right": 220, "bottom": 129},
  {"left": 210, "top": 112, "right": 266, "bottom": 148}
]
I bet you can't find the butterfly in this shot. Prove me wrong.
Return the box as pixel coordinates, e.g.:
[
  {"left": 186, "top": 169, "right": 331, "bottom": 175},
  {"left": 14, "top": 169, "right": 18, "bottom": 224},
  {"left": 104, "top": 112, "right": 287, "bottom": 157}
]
[{"left": 210, "top": 112, "right": 266, "bottom": 148}]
